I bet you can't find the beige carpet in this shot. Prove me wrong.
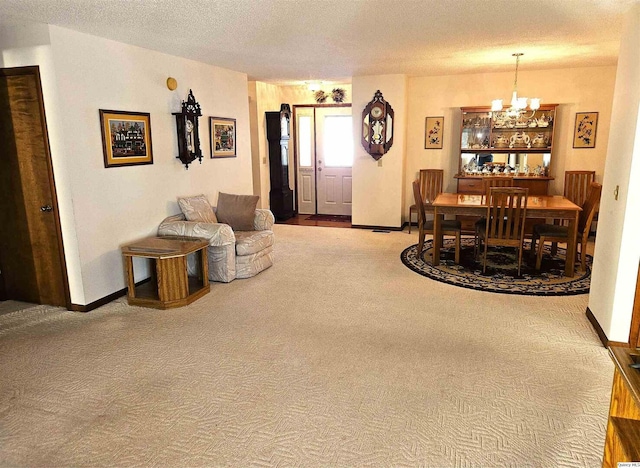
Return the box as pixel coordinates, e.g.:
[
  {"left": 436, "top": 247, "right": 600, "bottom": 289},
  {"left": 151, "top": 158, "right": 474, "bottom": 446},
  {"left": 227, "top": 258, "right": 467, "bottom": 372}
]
[{"left": 0, "top": 225, "right": 613, "bottom": 467}]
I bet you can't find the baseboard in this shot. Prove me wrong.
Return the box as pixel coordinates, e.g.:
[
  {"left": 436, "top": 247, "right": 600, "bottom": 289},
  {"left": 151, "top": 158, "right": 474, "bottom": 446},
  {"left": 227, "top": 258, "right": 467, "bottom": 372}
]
[
  {"left": 585, "top": 307, "right": 629, "bottom": 348},
  {"left": 351, "top": 224, "right": 404, "bottom": 231},
  {"left": 69, "top": 278, "right": 150, "bottom": 313}
]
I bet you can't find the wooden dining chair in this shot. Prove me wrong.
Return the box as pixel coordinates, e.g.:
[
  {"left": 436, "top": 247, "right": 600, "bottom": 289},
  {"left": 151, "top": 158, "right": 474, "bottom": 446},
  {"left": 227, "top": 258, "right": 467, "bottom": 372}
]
[
  {"left": 482, "top": 177, "right": 514, "bottom": 198},
  {"left": 474, "top": 177, "right": 515, "bottom": 249},
  {"left": 476, "top": 187, "right": 529, "bottom": 275},
  {"left": 408, "top": 169, "right": 444, "bottom": 234},
  {"left": 564, "top": 170, "right": 596, "bottom": 207},
  {"left": 531, "top": 182, "right": 602, "bottom": 272},
  {"left": 412, "top": 179, "right": 461, "bottom": 263}
]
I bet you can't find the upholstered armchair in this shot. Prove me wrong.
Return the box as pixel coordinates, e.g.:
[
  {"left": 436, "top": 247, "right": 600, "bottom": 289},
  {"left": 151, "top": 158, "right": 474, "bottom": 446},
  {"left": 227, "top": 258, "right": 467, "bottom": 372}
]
[{"left": 158, "top": 194, "right": 275, "bottom": 283}]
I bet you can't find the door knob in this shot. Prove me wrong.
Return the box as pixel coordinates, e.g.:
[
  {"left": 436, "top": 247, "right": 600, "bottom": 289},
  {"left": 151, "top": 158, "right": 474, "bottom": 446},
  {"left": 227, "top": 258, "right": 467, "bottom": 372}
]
[
  {"left": 318, "top": 167, "right": 322, "bottom": 172},
  {"left": 40, "top": 205, "right": 53, "bottom": 212}
]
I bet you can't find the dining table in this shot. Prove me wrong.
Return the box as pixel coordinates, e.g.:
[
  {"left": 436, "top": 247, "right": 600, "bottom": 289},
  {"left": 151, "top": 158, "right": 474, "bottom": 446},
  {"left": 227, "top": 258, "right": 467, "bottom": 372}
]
[{"left": 431, "top": 193, "right": 583, "bottom": 277}]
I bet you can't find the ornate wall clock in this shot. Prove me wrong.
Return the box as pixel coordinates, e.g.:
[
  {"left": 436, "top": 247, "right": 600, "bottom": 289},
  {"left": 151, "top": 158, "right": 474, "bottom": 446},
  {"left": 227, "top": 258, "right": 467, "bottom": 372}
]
[
  {"left": 361, "top": 90, "right": 394, "bottom": 160},
  {"left": 173, "top": 89, "right": 203, "bottom": 169}
]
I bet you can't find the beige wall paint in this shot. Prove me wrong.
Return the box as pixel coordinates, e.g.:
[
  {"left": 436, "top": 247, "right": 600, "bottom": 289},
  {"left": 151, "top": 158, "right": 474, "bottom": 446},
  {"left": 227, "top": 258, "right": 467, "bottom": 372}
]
[
  {"left": 3, "top": 24, "right": 254, "bottom": 305},
  {"left": 405, "top": 66, "right": 616, "bottom": 222},
  {"left": 352, "top": 75, "right": 407, "bottom": 228},
  {"left": 589, "top": 3, "right": 640, "bottom": 342},
  {"left": 251, "top": 81, "right": 282, "bottom": 209}
]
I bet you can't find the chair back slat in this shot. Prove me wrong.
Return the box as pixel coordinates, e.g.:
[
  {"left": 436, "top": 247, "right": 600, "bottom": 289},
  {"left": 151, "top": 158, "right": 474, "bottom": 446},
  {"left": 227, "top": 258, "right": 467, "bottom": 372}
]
[
  {"left": 419, "top": 169, "right": 444, "bottom": 205},
  {"left": 564, "top": 171, "right": 595, "bottom": 207},
  {"left": 578, "top": 182, "right": 602, "bottom": 235},
  {"left": 485, "top": 188, "right": 529, "bottom": 244}
]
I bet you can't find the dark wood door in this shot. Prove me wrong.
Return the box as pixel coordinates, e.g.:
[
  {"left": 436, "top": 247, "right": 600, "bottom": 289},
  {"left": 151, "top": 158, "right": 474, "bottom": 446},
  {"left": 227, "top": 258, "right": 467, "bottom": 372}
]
[{"left": 0, "top": 66, "right": 69, "bottom": 307}]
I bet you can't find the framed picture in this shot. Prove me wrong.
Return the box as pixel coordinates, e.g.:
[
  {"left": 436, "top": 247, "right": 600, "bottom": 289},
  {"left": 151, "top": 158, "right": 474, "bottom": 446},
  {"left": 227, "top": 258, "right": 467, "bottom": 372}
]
[
  {"left": 424, "top": 116, "right": 444, "bottom": 149},
  {"left": 573, "top": 112, "right": 598, "bottom": 148},
  {"left": 210, "top": 117, "right": 236, "bottom": 158},
  {"left": 99, "top": 110, "right": 153, "bottom": 168}
]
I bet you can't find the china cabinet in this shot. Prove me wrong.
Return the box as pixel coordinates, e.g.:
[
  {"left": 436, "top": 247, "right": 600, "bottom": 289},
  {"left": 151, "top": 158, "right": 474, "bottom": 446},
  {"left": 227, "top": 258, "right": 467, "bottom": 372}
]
[
  {"left": 455, "top": 104, "right": 558, "bottom": 196},
  {"left": 266, "top": 104, "right": 294, "bottom": 221}
]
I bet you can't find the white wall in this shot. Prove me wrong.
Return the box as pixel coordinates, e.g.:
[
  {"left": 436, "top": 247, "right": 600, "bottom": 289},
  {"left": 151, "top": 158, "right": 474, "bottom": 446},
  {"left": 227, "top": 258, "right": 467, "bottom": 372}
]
[
  {"left": 3, "top": 23, "right": 254, "bottom": 305},
  {"left": 250, "top": 81, "right": 282, "bottom": 209},
  {"left": 352, "top": 75, "right": 407, "bottom": 228},
  {"left": 405, "top": 67, "right": 616, "bottom": 221},
  {"left": 589, "top": 3, "right": 640, "bottom": 342}
]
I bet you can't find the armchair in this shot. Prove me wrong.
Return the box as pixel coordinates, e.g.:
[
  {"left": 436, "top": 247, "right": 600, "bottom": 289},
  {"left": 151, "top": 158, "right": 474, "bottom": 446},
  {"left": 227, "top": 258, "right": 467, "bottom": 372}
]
[{"left": 158, "top": 207, "right": 275, "bottom": 283}]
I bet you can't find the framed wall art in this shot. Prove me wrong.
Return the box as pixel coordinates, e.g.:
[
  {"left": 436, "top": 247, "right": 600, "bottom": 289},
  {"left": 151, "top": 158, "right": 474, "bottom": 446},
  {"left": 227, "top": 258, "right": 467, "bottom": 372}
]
[
  {"left": 99, "top": 110, "right": 153, "bottom": 168},
  {"left": 210, "top": 117, "right": 236, "bottom": 158},
  {"left": 424, "top": 116, "right": 444, "bottom": 149},
  {"left": 573, "top": 111, "right": 598, "bottom": 149}
]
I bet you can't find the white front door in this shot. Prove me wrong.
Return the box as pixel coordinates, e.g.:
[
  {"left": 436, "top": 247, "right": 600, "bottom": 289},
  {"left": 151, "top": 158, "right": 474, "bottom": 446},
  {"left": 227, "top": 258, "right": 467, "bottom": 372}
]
[{"left": 315, "top": 107, "right": 353, "bottom": 215}]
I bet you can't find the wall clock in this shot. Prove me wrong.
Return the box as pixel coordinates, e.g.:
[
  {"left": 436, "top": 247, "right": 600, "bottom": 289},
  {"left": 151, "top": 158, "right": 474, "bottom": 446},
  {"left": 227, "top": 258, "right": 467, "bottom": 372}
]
[
  {"left": 361, "top": 90, "right": 394, "bottom": 160},
  {"left": 173, "top": 89, "right": 203, "bottom": 169}
]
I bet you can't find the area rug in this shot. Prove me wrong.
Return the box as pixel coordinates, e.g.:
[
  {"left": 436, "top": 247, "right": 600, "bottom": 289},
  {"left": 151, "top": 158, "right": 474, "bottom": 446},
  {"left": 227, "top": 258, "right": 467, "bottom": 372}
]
[
  {"left": 400, "top": 238, "right": 591, "bottom": 296},
  {"left": 305, "top": 214, "right": 351, "bottom": 222}
]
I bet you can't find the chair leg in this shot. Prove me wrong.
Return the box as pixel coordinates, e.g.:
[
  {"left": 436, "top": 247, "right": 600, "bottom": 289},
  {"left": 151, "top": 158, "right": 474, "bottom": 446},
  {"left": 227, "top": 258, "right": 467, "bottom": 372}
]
[
  {"left": 454, "top": 232, "right": 460, "bottom": 264},
  {"left": 551, "top": 241, "right": 558, "bottom": 256},
  {"left": 530, "top": 233, "right": 537, "bottom": 259},
  {"left": 408, "top": 207, "right": 414, "bottom": 234},
  {"left": 482, "top": 241, "right": 488, "bottom": 273},
  {"left": 517, "top": 245, "right": 523, "bottom": 276},
  {"left": 417, "top": 227, "right": 425, "bottom": 256},
  {"left": 535, "top": 236, "right": 545, "bottom": 270}
]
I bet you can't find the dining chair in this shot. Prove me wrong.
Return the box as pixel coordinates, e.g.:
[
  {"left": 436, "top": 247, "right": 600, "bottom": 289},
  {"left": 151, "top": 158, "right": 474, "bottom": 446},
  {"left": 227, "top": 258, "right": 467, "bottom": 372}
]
[
  {"left": 476, "top": 187, "right": 529, "bottom": 275},
  {"left": 412, "top": 179, "right": 461, "bottom": 263},
  {"left": 564, "top": 170, "right": 596, "bottom": 207},
  {"left": 408, "top": 169, "right": 444, "bottom": 234},
  {"left": 531, "top": 182, "right": 602, "bottom": 272},
  {"left": 482, "top": 177, "right": 514, "bottom": 198},
  {"left": 474, "top": 177, "right": 515, "bottom": 248}
]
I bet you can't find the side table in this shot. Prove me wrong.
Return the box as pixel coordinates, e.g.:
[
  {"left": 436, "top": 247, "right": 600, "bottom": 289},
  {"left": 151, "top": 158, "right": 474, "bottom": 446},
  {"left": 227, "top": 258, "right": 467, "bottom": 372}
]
[{"left": 121, "top": 236, "right": 210, "bottom": 309}]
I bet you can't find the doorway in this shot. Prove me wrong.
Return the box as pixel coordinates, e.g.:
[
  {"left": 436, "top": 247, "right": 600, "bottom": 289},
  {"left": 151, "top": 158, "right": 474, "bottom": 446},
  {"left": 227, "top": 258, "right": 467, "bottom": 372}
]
[
  {"left": 0, "top": 66, "right": 70, "bottom": 308},
  {"left": 294, "top": 105, "right": 353, "bottom": 216}
]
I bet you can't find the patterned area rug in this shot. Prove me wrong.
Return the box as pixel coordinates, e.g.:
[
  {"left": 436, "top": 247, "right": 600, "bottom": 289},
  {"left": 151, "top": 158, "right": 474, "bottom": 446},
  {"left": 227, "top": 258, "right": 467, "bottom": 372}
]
[{"left": 401, "top": 238, "right": 591, "bottom": 296}]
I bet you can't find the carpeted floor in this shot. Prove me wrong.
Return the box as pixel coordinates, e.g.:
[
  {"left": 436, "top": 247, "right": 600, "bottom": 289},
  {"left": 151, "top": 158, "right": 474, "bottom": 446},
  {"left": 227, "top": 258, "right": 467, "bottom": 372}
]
[{"left": 0, "top": 225, "right": 612, "bottom": 467}]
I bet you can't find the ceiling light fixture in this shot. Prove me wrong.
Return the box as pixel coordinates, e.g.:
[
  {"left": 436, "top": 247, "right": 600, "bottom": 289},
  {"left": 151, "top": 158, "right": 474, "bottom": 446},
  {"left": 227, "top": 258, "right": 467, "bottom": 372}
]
[{"left": 491, "top": 53, "right": 540, "bottom": 117}]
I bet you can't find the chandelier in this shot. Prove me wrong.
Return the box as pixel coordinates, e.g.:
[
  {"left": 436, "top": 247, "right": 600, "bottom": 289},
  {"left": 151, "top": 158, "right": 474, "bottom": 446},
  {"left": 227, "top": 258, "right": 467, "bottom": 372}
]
[{"left": 491, "top": 53, "right": 540, "bottom": 117}]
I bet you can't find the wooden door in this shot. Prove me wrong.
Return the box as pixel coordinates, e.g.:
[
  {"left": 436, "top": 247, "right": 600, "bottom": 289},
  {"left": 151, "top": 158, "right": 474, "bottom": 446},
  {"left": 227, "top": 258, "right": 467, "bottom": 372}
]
[
  {"left": 316, "top": 107, "right": 353, "bottom": 216},
  {"left": 0, "top": 66, "right": 69, "bottom": 307}
]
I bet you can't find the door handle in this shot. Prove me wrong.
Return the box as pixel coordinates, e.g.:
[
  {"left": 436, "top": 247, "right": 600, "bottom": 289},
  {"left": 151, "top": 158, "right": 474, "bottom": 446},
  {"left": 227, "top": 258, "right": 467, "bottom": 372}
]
[
  {"left": 40, "top": 205, "right": 53, "bottom": 212},
  {"left": 318, "top": 167, "right": 322, "bottom": 172}
]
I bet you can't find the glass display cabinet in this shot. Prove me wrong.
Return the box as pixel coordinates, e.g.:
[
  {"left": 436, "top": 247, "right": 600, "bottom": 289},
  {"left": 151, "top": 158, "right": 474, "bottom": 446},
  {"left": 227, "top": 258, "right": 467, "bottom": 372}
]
[{"left": 456, "top": 104, "right": 558, "bottom": 196}]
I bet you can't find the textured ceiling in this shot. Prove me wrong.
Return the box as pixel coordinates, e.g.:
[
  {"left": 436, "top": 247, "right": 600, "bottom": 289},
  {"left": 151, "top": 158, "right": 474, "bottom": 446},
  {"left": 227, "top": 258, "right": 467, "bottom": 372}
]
[{"left": 0, "top": 0, "right": 635, "bottom": 84}]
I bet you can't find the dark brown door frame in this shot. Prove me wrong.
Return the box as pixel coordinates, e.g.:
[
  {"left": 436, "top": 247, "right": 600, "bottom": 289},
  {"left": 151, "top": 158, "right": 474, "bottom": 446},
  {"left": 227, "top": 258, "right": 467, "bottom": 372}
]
[{"left": 0, "top": 65, "right": 71, "bottom": 309}]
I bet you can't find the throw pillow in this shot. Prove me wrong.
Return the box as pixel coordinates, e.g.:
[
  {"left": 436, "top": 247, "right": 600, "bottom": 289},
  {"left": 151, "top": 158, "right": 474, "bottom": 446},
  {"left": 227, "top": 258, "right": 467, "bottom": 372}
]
[
  {"left": 215, "top": 192, "right": 259, "bottom": 231},
  {"left": 178, "top": 194, "right": 218, "bottom": 223}
]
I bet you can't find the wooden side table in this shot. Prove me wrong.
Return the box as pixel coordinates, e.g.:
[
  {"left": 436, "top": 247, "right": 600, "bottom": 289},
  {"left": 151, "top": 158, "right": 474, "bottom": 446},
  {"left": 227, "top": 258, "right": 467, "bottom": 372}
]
[{"left": 121, "top": 236, "right": 210, "bottom": 309}]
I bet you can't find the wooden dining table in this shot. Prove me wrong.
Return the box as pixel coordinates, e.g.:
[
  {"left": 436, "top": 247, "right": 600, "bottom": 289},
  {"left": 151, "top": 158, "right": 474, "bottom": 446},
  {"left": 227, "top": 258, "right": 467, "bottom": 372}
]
[{"left": 431, "top": 193, "right": 582, "bottom": 277}]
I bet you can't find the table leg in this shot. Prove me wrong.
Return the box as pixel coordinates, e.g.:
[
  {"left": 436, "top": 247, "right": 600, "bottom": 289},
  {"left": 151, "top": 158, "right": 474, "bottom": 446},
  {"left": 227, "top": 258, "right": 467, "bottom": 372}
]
[
  {"left": 433, "top": 207, "right": 441, "bottom": 266},
  {"left": 565, "top": 211, "right": 578, "bottom": 277}
]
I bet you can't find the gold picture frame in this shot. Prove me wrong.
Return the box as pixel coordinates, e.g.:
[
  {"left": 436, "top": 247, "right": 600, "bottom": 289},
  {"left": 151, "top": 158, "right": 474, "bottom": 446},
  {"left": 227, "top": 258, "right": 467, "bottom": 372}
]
[
  {"left": 210, "top": 117, "right": 236, "bottom": 158},
  {"left": 573, "top": 112, "right": 598, "bottom": 149},
  {"left": 424, "top": 116, "right": 444, "bottom": 149},
  {"left": 99, "top": 110, "right": 153, "bottom": 168}
]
